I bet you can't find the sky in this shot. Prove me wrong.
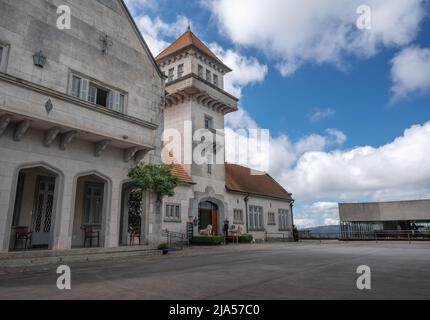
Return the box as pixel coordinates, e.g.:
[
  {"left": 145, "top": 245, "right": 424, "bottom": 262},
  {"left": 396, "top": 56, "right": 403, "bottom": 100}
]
[{"left": 124, "top": 0, "right": 430, "bottom": 228}]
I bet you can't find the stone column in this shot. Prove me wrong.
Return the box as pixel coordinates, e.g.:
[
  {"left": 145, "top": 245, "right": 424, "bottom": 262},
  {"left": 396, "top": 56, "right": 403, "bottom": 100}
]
[
  {"left": 51, "top": 171, "right": 74, "bottom": 251},
  {"left": 104, "top": 177, "right": 122, "bottom": 248},
  {"left": 0, "top": 167, "right": 14, "bottom": 252}
]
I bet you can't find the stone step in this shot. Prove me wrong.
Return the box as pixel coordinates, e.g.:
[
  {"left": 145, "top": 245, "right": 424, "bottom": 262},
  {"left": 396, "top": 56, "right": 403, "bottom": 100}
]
[{"left": 0, "top": 246, "right": 161, "bottom": 269}]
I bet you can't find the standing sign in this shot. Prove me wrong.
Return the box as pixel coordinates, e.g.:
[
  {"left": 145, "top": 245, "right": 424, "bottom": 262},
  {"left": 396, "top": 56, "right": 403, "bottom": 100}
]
[{"left": 187, "top": 222, "right": 194, "bottom": 241}]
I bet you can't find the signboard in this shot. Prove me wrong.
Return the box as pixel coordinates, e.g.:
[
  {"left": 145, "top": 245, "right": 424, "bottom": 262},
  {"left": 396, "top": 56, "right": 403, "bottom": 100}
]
[{"left": 187, "top": 222, "right": 194, "bottom": 241}]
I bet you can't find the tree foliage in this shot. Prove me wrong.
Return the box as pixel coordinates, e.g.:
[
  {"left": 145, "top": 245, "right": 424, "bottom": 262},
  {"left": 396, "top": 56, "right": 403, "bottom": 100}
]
[{"left": 128, "top": 164, "right": 180, "bottom": 200}]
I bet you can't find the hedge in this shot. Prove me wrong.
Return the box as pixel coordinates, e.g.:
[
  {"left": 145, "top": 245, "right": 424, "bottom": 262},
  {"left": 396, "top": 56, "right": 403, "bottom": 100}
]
[
  {"left": 238, "top": 234, "right": 253, "bottom": 243},
  {"left": 191, "top": 236, "right": 224, "bottom": 246}
]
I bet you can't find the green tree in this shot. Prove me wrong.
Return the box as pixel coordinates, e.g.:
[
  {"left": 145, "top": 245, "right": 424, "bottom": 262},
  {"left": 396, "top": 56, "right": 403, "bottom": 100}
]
[{"left": 128, "top": 164, "right": 180, "bottom": 201}]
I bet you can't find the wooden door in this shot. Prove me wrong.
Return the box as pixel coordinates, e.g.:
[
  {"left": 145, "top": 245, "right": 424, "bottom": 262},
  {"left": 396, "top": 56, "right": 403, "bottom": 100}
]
[{"left": 211, "top": 208, "right": 218, "bottom": 235}]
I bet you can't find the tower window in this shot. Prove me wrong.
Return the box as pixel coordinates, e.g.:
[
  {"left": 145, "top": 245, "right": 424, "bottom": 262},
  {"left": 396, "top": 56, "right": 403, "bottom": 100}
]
[
  {"left": 204, "top": 116, "right": 213, "bottom": 129},
  {"left": 213, "top": 74, "right": 218, "bottom": 87},
  {"left": 168, "top": 68, "right": 174, "bottom": 82},
  {"left": 206, "top": 70, "right": 211, "bottom": 82},
  {"left": 177, "top": 64, "right": 184, "bottom": 78},
  {"left": 198, "top": 65, "right": 203, "bottom": 78}
]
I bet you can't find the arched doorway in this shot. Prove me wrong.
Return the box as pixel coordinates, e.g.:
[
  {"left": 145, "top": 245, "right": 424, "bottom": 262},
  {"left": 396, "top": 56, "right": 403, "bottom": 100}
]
[
  {"left": 119, "top": 183, "right": 143, "bottom": 246},
  {"left": 71, "top": 172, "right": 110, "bottom": 248},
  {"left": 9, "top": 164, "right": 62, "bottom": 251},
  {"left": 199, "top": 201, "right": 219, "bottom": 235}
]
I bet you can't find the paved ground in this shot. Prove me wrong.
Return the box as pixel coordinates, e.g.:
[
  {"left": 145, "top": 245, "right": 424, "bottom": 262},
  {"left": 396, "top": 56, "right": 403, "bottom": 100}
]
[{"left": 0, "top": 241, "right": 430, "bottom": 300}]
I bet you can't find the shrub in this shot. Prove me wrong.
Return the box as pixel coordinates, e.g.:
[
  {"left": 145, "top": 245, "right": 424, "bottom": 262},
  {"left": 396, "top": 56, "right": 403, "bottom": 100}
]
[
  {"left": 191, "top": 236, "right": 224, "bottom": 246},
  {"left": 238, "top": 234, "right": 253, "bottom": 243}
]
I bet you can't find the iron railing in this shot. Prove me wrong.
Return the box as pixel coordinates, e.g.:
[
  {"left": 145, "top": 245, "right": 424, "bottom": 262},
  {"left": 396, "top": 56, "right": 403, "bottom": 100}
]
[
  {"left": 299, "top": 230, "right": 430, "bottom": 241},
  {"left": 162, "top": 229, "right": 188, "bottom": 251}
]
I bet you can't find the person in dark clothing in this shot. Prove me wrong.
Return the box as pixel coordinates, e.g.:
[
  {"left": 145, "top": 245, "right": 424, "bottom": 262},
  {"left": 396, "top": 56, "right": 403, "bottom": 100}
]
[{"left": 223, "top": 220, "right": 230, "bottom": 244}]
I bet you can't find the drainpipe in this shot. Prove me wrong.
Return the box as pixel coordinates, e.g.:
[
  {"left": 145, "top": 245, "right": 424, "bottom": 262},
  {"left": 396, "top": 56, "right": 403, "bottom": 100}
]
[
  {"left": 290, "top": 199, "right": 296, "bottom": 241},
  {"left": 244, "top": 194, "right": 250, "bottom": 234}
]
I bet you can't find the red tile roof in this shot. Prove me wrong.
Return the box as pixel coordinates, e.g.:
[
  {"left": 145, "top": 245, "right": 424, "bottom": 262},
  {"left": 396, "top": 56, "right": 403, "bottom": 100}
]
[
  {"left": 225, "top": 163, "right": 293, "bottom": 201},
  {"left": 171, "top": 163, "right": 194, "bottom": 185},
  {"left": 156, "top": 30, "right": 230, "bottom": 70}
]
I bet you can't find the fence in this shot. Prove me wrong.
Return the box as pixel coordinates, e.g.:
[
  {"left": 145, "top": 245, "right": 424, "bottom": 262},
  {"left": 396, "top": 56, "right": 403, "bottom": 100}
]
[
  {"left": 299, "top": 230, "right": 430, "bottom": 241},
  {"left": 265, "top": 232, "right": 292, "bottom": 242},
  {"left": 162, "top": 230, "right": 188, "bottom": 251}
]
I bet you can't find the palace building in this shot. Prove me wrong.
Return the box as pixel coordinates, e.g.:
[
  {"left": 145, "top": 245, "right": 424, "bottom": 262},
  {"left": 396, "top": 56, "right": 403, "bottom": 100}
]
[{"left": 0, "top": 0, "right": 293, "bottom": 253}]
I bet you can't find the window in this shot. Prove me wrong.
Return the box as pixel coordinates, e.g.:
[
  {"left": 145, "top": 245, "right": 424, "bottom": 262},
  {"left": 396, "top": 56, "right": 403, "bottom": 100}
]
[
  {"left": 268, "top": 212, "right": 276, "bottom": 225},
  {"left": 213, "top": 74, "right": 218, "bottom": 87},
  {"left": 198, "top": 64, "right": 204, "bottom": 78},
  {"left": 83, "top": 183, "right": 104, "bottom": 226},
  {"left": 234, "top": 209, "right": 244, "bottom": 224},
  {"left": 0, "top": 44, "right": 8, "bottom": 72},
  {"left": 207, "top": 164, "right": 212, "bottom": 175},
  {"left": 168, "top": 68, "right": 174, "bottom": 82},
  {"left": 249, "top": 206, "right": 264, "bottom": 231},
  {"left": 165, "top": 204, "right": 181, "bottom": 222},
  {"left": 204, "top": 116, "right": 213, "bottom": 129},
  {"left": 177, "top": 64, "right": 184, "bottom": 78},
  {"left": 71, "top": 75, "right": 125, "bottom": 113},
  {"left": 279, "top": 209, "right": 290, "bottom": 231},
  {"left": 206, "top": 70, "right": 211, "bottom": 82}
]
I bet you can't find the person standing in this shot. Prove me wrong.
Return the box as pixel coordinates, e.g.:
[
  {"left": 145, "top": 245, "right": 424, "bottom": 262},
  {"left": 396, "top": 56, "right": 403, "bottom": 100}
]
[{"left": 223, "top": 219, "right": 230, "bottom": 245}]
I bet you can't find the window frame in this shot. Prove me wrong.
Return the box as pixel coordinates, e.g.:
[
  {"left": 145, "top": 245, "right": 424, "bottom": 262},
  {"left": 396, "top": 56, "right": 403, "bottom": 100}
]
[
  {"left": 249, "top": 206, "right": 264, "bottom": 231},
  {"left": 278, "top": 209, "right": 290, "bottom": 231},
  {"left": 177, "top": 64, "right": 184, "bottom": 78},
  {"left": 204, "top": 115, "right": 213, "bottom": 130},
  {"left": 198, "top": 64, "right": 204, "bottom": 78},
  {"left": 213, "top": 74, "right": 219, "bottom": 87},
  {"left": 268, "top": 212, "right": 276, "bottom": 226},
  {"left": 0, "top": 42, "right": 10, "bottom": 73},
  {"left": 206, "top": 69, "right": 211, "bottom": 82},
  {"left": 164, "top": 203, "right": 181, "bottom": 222},
  {"left": 168, "top": 68, "right": 174, "bottom": 82},
  {"left": 234, "top": 209, "right": 244, "bottom": 224},
  {"left": 69, "top": 72, "right": 127, "bottom": 114}
]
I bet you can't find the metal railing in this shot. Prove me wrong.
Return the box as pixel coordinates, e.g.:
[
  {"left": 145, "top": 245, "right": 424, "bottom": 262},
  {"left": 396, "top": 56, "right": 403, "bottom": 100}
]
[
  {"left": 162, "top": 229, "right": 188, "bottom": 250},
  {"left": 299, "top": 230, "right": 430, "bottom": 241},
  {"left": 265, "top": 232, "right": 292, "bottom": 242}
]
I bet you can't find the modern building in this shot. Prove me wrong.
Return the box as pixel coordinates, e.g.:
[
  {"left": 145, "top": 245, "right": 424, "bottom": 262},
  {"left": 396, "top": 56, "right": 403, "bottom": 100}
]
[
  {"left": 0, "top": 0, "right": 294, "bottom": 253},
  {"left": 339, "top": 200, "right": 430, "bottom": 237}
]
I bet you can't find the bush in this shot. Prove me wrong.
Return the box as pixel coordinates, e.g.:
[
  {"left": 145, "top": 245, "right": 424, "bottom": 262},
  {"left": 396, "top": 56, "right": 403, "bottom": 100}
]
[
  {"left": 191, "top": 236, "right": 224, "bottom": 246},
  {"left": 238, "top": 234, "right": 253, "bottom": 243}
]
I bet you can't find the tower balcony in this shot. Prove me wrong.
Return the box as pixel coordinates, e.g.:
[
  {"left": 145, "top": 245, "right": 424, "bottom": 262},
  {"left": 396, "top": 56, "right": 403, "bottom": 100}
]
[{"left": 165, "top": 73, "right": 238, "bottom": 115}]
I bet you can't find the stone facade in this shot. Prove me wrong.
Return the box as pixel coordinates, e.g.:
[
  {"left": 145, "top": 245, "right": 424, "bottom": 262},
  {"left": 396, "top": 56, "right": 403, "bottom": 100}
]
[
  {"left": 157, "top": 30, "right": 294, "bottom": 241},
  {"left": 0, "top": 0, "right": 164, "bottom": 252}
]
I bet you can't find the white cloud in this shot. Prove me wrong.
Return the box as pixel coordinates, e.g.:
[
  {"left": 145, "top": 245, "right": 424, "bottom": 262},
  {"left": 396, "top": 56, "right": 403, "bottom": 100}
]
[
  {"left": 309, "top": 108, "right": 336, "bottom": 123},
  {"left": 295, "top": 202, "right": 340, "bottom": 228},
  {"left": 208, "top": 0, "right": 427, "bottom": 76},
  {"left": 285, "top": 121, "right": 430, "bottom": 201},
  {"left": 209, "top": 44, "right": 268, "bottom": 98},
  {"left": 390, "top": 46, "right": 430, "bottom": 101},
  {"left": 132, "top": 15, "right": 191, "bottom": 56}
]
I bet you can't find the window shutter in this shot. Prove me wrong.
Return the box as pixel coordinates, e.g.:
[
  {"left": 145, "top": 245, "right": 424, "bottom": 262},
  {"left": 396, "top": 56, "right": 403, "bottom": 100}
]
[
  {"left": 80, "top": 78, "right": 89, "bottom": 101},
  {"left": 107, "top": 91, "right": 121, "bottom": 112},
  {"left": 88, "top": 86, "right": 97, "bottom": 103}
]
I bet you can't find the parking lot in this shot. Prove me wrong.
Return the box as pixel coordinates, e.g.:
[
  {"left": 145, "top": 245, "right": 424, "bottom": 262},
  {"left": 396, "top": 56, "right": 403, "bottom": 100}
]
[{"left": 1, "top": 241, "right": 429, "bottom": 300}]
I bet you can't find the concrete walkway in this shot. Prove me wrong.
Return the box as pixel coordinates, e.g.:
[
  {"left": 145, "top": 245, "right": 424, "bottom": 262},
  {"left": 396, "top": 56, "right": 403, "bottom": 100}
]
[{"left": 1, "top": 241, "right": 430, "bottom": 300}]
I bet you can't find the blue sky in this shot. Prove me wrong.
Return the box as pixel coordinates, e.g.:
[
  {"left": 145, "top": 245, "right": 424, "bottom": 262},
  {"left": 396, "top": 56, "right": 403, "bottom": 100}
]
[{"left": 126, "top": 0, "right": 430, "bottom": 228}]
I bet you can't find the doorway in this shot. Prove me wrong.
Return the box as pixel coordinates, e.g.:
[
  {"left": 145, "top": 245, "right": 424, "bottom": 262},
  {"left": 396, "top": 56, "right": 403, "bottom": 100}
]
[{"left": 199, "top": 201, "right": 218, "bottom": 235}]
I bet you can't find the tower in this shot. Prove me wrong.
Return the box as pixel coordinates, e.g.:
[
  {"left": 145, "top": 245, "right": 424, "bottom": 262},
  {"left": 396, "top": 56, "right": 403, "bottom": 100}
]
[{"left": 156, "top": 29, "right": 238, "bottom": 190}]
